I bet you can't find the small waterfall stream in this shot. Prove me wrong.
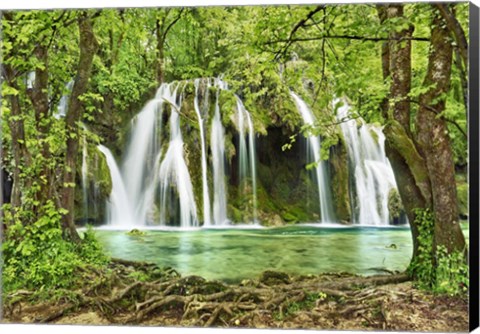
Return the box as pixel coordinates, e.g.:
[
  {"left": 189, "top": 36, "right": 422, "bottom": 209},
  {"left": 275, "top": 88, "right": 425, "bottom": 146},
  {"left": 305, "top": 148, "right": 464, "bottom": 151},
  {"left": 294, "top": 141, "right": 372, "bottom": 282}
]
[
  {"left": 235, "top": 97, "right": 258, "bottom": 224},
  {"left": 81, "top": 134, "right": 89, "bottom": 219},
  {"left": 193, "top": 79, "right": 212, "bottom": 226},
  {"left": 56, "top": 80, "right": 74, "bottom": 118},
  {"left": 336, "top": 100, "right": 398, "bottom": 226},
  {"left": 211, "top": 79, "right": 229, "bottom": 225},
  {"left": 158, "top": 110, "right": 199, "bottom": 228},
  {"left": 98, "top": 145, "right": 135, "bottom": 226},
  {"left": 290, "top": 92, "right": 335, "bottom": 223}
]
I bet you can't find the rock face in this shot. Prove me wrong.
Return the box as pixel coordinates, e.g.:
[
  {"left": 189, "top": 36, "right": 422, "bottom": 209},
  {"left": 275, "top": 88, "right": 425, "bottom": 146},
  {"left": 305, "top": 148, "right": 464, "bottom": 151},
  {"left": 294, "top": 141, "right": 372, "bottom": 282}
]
[{"left": 329, "top": 139, "right": 352, "bottom": 223}]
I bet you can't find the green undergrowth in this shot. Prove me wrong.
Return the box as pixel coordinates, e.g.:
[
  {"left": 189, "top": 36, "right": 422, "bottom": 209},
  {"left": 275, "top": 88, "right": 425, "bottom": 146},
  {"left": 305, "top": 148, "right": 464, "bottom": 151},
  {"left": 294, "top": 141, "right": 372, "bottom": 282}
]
[
  {"left": 2, "top": 201, "right": 109, "bottom": 296},
  {"left": 408, "top": 208, "right": 469, "bottom": 296}
]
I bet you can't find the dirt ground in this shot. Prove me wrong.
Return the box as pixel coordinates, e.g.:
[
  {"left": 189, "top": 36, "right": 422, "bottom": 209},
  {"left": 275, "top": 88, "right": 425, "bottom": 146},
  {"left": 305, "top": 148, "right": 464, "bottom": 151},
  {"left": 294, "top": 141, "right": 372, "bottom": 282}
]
[{"left": 1, "top": 260, "right": 469, "bottom": 332}]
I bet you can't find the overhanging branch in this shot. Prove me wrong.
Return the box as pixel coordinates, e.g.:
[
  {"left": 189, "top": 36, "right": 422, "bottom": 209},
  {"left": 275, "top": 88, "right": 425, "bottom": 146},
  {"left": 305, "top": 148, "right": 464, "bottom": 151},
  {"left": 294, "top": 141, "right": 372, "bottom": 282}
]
[{"left": 267, "top": 35, "right": 429, "bottom": 46}]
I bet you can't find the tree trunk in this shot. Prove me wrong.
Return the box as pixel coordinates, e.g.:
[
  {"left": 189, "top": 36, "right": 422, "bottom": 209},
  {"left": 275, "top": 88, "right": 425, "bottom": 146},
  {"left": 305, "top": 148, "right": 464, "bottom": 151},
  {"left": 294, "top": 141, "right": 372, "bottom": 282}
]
[
  {"left": 377, "top": 4, "right": 432, "bottom": 261},
  {"left": 61, "top": 13, "right": 99, "bottom": 242},
  {"left": 387, "top": 5, "right": 413, "bottom": 135},
  {"left": 3, "top": 65, "right": 31, "bottom": 209},
  {"left": 415, "top": 9, "right": 466, "bottom": 254},
  {"left": 155, "top": 18, "right": 166, "bottom": 85},
  {"left": 26, "top": 45, "right": 54, "bottom": 202}
]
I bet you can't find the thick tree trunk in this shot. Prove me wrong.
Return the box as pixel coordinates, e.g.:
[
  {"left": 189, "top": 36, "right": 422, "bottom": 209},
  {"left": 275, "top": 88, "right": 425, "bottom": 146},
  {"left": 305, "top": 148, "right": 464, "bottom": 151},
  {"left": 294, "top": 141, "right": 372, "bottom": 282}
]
[
  {"left": 387, "top": 5, "right": 414, "bottom": 135},
  {"left": 61, "top": 13, "right": 99, "bottom": 242},
  {"left": 377, "top": 4, "right": 432, "bottom": 261},
  {"left": 415, "top": 10, "right": 466, "bottom": 254}
]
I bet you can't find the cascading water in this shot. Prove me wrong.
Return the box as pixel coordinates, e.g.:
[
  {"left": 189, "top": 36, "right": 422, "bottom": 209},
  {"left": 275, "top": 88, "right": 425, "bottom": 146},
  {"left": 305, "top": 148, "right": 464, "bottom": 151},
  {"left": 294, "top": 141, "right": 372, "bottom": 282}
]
[
  {"left": 235, "top": 98, "right": 258, "bottom": 224},
  {"left": 193, "top": 79, "right": 212, "bottom": 226},
  {"left": 336, "top": 99, "right": 398, "bottom": 226},
  {"left": 121, "top": 92, "right": 164, "bottom": 224},
  {"left": 154, "top": 83, "right": 198, "bottom": 228},
  {"left": 100, "top": 78, "right": 262, "bottom": 228},
  {"left": 290, "top": 92, "right": 335, "bottom": 223},
  {"left": 98, "top": 145, "right": 135, "bottom": 226},
  {"left": 81, "top": 134, "right": 89, "bottom": 219},
  {"left": 210, "top": 79, "right": 229, "bottom": 225},
  {"left": 101, "top": 82, "right": 200, "bottom": 228},
  {"left": 158, "top": 110, "right": 199, "bottom": 228}
]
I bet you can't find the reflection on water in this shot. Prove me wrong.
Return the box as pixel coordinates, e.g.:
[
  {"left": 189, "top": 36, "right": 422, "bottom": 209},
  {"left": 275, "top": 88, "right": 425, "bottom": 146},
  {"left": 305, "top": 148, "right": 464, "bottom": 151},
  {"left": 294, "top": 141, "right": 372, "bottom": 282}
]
[{"left": 94, "top": 225, "right": 430, "bottom": 283}]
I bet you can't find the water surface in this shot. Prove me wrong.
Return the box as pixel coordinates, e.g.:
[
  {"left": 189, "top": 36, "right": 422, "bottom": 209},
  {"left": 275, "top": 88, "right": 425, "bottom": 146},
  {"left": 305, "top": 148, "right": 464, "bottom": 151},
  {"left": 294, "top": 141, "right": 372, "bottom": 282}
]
[{"left": 94, "top": 225, "right": 417, "bottom": 283}]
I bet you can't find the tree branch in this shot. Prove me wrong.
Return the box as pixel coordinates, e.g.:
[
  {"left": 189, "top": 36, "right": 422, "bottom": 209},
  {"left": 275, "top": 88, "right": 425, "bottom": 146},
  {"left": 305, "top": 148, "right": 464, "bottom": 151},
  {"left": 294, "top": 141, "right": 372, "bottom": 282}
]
[
  {"left": 435, "top": 4, "right": 468, "bottom": 68},
  {"left": 162, "top": 8, "right": 185, "bottom": 41},
  {"left": 267, "top": 35, "right": 429, "bottom": 46},
  {"left": 274, "top": 5, "right": 325, "bottom": 60},
  {"left": 408, "top": 99, "right": 467, "bottom": 139}
]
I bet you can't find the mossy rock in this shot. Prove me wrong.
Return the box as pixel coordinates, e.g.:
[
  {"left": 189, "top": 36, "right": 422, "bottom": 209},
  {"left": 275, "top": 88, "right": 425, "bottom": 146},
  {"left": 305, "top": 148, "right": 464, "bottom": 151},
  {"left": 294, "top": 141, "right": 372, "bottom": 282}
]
[
  {"left": 260, "top": 270, "right": 291, "bottom": 286},
  {"left": 127, "top": 229, "right": 146, "bottom": 236},
  {"left": 282, "top": 212, "right": 299, "bottom": 224}
]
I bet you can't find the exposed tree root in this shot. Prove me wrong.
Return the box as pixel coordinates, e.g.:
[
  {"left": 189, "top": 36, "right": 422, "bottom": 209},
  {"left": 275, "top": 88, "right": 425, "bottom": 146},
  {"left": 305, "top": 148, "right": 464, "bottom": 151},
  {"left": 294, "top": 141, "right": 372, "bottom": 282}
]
[{"left": 1, "top": 261, "right": 468, "bottom": 332}]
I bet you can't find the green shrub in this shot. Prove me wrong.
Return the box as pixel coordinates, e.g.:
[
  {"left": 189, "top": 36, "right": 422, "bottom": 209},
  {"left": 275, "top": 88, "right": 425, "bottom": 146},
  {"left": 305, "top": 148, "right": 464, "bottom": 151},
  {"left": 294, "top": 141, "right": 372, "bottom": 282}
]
[{"left": 2, "top": 201, "right": 109, "bottom": 294}]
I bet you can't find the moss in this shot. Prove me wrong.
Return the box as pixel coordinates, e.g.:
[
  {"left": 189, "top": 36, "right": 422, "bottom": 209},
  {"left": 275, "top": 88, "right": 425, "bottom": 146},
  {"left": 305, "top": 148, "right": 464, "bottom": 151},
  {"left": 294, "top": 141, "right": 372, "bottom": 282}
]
[
  {"left": 329, "top": 136, "right": 351, "bottom": 222},
  {"left": 228, "top": 204, "right": 243, "bottom": 223},
  {"left": 94, "top": 147, "right": 113, "bottom": 197},
  {"left": 260, "top": 270, "right": 291, "bottom": 286},
  {"left": 457, "top": 182, "right": 468, "bottom": 218},
  {"left": 183, "top": 81, "right": 195, "bottom": 95},
  {"left": 388, "top": 188, "right": 403, "bottom": 219},
  {"left": 127, "top": 229, "right": 146, "bottom": 236},
  {"left": 218, "top": 90, "right": 237, "bottom": 128},
  {"left": 282, "top": 212, "right": 299, "bottom": 224},
  {"left": 385, "top": 121, "right": 431, "bottom": 201}
]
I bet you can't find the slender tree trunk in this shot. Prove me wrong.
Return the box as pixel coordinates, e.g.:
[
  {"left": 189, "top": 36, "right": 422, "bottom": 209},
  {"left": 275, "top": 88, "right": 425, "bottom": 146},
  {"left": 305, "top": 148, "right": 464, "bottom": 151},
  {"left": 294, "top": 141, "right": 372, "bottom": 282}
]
[
  {"left": 4, "top": 65, "right": 31, "bottom": 209},
  {"left": 61, "top": 13, "right": 99, "bottom": 242},
  {"left": 155, "top": 18, "right": 166, "bottom": 85},
  {"left": 415, "top": 9, "right": 466, "bottom": 254},
  {"left": 26, "top": 45, "right": 54, "bottom": 202}
]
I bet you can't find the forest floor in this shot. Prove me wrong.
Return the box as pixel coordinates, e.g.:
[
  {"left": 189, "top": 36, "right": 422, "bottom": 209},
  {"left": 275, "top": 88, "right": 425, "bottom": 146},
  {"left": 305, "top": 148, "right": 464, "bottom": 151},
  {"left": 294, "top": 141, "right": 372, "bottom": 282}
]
[{"left": 1, "top": 259, "right": 468, "bottom": 332}]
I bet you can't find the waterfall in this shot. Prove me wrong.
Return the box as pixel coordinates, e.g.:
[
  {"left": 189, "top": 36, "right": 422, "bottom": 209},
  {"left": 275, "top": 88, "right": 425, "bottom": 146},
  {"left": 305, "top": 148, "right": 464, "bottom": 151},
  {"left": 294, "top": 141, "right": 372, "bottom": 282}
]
[
  {"left": 81, "top": 134, "right": 89, "bottom": 220},
  {"left": 235, "top": 97, "right": 258, "bottom": 224},
  {"left": 210, "top": 82, "right": 229, "bottom": 226},
  {"left": 193, "top": 79, "right": 212, "bottom": 226},
  {"left": 98, "top": 145, "right": 135, "bottom": 227},
  {"left": 245, "top": 110, "right": 258, "bottom": 223},
  {"left": 336, "top": 100, "right": 398, "bottom": 225},
  {"left": 290, "top": 92, "right": 335, "bottom": 223},
  {"left": 121, "top": 96, "right": 163, "bottom": 224},
  {"left": 27, "top": 71, "right": 35, "bottom": 89},
  {"left": 99, "top": 78, "right": 262, "bottom": 228},
  {"left": 158, "top": 111, "right": 198, "bottom": 228},
  {"left": 101, "top": 82, "right": 200, "bottom": 228},
  {"left": 56, "top": 80, "right": 74, "bottom": 118}
]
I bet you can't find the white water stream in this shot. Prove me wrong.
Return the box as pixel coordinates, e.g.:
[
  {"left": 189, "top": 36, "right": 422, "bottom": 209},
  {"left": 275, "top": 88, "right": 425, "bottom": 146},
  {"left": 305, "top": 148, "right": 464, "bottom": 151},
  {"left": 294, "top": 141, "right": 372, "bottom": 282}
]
[
  {"left": 290, "top": 92, "right": 335, "bottom": 223},
  {"left": 336, "top": 100, "right": 398, "bottom": 225}
]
